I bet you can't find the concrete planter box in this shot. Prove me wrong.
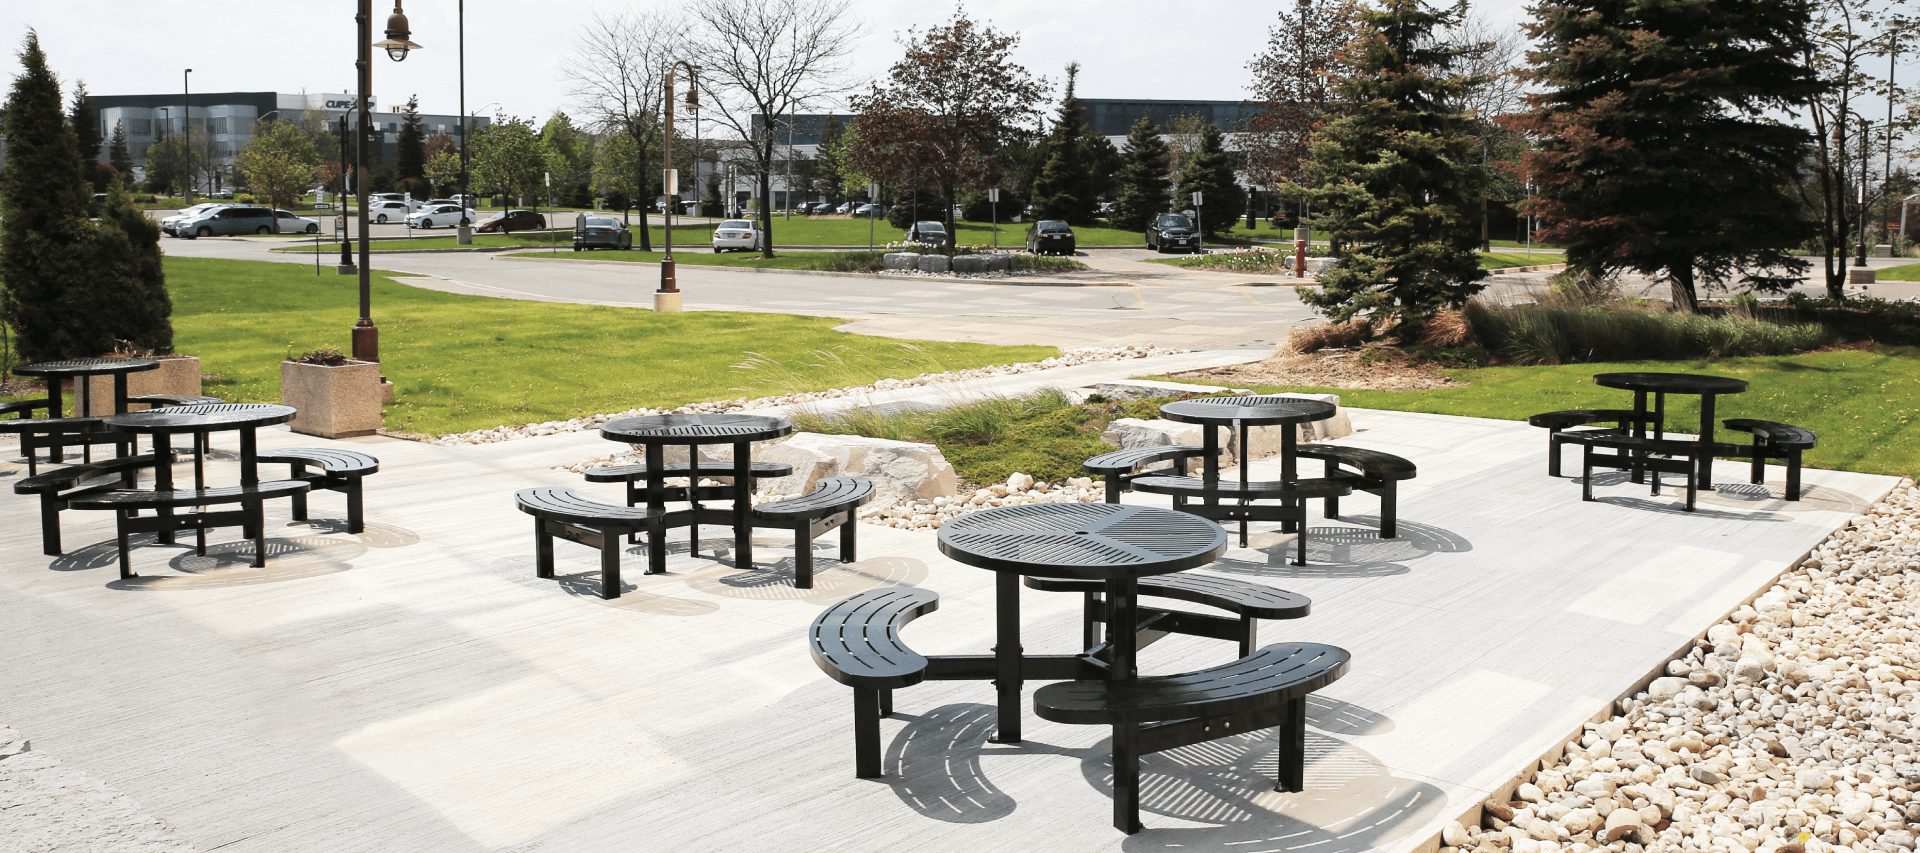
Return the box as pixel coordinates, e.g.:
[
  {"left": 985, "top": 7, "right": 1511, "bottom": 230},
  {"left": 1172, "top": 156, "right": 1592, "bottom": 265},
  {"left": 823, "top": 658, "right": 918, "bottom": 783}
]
[
  {"left": 81, "top": 355, "right": 202, "bottom": 416},
  {"left": 280, "top": 360, "right": 383, "bottom": 438}
]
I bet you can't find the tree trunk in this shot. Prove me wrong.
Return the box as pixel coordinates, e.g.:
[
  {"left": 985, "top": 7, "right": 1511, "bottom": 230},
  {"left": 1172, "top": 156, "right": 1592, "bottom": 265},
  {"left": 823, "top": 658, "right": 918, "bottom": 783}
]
[
  {"left": 759, "top": 167, "right": 775, "bottom": 259},
  {"left": 1669, "top": 264, "right": 1700, "bottom": 313},
  {"left": 1824, "top": 246, "right": 1845, "bottom": 300}
]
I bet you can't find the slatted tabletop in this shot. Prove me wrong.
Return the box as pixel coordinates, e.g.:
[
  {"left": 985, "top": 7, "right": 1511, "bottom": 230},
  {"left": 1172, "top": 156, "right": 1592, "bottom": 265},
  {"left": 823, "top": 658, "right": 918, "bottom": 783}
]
[
  {"left": 1159, "top": 395, "right": 1336, "bottom": 427},
  {"left": 1592, "top": 372, "right": 1748, "bottom": 396},
  {"left": 105, "top": 403, "right": 297, "bottom": 434},
  {"left": 12, "top": 358, "right": 159, "bottom": 379},
  {"left": 937, "top": 503, "right": 1227, "bottom": 580},
  {"left": 600, "top": 413, "right": 793, "bottom": 445}
]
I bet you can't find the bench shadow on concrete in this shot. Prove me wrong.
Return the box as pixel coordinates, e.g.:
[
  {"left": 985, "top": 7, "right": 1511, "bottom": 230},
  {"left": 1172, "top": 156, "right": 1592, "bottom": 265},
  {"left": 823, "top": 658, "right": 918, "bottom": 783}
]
[
  {"left": 1209, "top": 518, "right": 1471, "bottom": 579},
  {"left": 47, "top": 532, "right": 367, "bottom": 589}
]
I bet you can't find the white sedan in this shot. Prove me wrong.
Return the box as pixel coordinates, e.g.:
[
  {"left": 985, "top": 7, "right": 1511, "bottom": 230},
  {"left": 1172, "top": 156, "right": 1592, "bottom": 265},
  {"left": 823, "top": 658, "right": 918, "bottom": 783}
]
[
  {"left": 405, "top": 204, "right": 476, "bottom": 229},
  {"left": 711, "top": 219, "right": 764, "bottom": 252},
  {"left": 366, "top": 200, "right": 411, "bottom": 224},
  {"left": 274, "top": 210, "right": 322, "bottom": 234}
]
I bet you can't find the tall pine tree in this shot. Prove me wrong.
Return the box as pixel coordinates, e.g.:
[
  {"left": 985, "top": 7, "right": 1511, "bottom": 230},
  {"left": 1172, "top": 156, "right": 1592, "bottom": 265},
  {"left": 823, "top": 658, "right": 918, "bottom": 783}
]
[
  {"left": 108, "top": 119, "right": 133, "bottom": 183},
  {"left": 1174, "top": 123, "right": 1247, "bottom": 240},
  {"left": 1513, "top": 0, "right": 1821, "bottom": 311},
  {"left": 1290, "top": 0, "right": 1486, "bottom": 341},
  {"left": 396, "top": 95, "right": 428, "bottom": 197},
  {"left": 1111, "top": 116, "right": 1171, "bottom": 231},
  {"left": 1030, "top": 63, "right": 1099, "bottom": 225},
  {"left": 69, "top": 80, "right": 105, "bottom": 192}
]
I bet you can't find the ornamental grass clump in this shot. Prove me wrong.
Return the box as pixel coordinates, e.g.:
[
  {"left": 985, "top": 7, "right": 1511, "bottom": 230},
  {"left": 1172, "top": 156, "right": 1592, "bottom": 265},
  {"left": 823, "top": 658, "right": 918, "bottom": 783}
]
[{"left": 1464, "top": 302, "right": 1835, "bottom": 365}]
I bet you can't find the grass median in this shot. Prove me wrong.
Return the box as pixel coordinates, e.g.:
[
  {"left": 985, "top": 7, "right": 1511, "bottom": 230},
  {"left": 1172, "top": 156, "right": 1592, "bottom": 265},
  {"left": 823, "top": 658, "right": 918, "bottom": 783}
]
[
  {"left": 81, "top": 257, "right": 1057, "bottom": 436},
  {"left": 1154, "top": 346, "right": 1920, "bottom": 478}
]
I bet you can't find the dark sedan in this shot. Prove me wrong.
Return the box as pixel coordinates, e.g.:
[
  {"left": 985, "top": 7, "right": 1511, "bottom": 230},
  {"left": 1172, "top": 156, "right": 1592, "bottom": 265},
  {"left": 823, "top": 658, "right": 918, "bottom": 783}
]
[
  {"left": 572, "top": 215, "right": 632, "bottom": 250},
  {"left": 475, "top": 209, "right": 546, "bottom": 233},
  {"left": 1025, "top": 220, "right": 1076, "bottom": 256},
  {"left": 1145, "top": 213, "right": 1200, "bottom": 253}
]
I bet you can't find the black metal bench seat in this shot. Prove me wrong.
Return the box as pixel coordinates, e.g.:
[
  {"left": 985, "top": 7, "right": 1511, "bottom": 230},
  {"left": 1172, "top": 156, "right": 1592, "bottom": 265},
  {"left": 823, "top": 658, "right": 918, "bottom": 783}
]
[
  {"left": 126, "top": 394, "right": 224, "bottom": 409},
  {"left": 807, "top": 586, "right": 940, "bottom": 778},
  {"left": 1721, "top": 419, "right": 1817, "bottom": 500},
  {"left": 68, "top": 480, "right": 311, "bottom": 578},
  {"left": 751, "top": 477, "right": 876, "bottom": 589},
  {"left": 257, "top": 448, "right": 379, "bottom": 533},
  {"left": 1034, "top": 642, "right": 1352, "bottom": 834},
  {"left": 514, "top": 486, "right": 668, "bottom": 599},
  {"left": 1527, "top": 409, "right": 1659, "bottom": 477},
  {"left": 1024, "top": 573, "right": 1310, "bottom": 656},
  {"left": 1294, "top": 445, "right": 1417, "bottom": 538},
  {"left": 0, "top": 416, "right": 127, "bottom": 474},
  {"left": 1129, "top": 475, "right": 1351, "bottom": 563},
  {"left": 1563, "top": 433, "right": 1731, "bottom": 511},
  {"left": 1082, "top": 445, "right": 1205, "bottom": 502},
  {"left": 14, "top": 453, "right": 173, "bottom": 555}
]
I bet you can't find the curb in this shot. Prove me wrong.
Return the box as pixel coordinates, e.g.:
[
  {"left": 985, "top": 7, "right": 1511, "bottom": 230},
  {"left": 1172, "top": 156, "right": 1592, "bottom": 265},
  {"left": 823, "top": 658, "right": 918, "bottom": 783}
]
[{"left": 487, "top": 253, "right": 1123, "bottom": 286}]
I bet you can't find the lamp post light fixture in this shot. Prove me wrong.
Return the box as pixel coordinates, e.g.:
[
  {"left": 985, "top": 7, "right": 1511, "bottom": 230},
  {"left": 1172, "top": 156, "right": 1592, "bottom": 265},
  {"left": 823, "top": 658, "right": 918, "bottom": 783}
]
[
  {"left": 657, "top": 61, "right": 700, "bottom": 313},
  {"left": 349, "top": 0, "right": 422, "bottom": 364}
]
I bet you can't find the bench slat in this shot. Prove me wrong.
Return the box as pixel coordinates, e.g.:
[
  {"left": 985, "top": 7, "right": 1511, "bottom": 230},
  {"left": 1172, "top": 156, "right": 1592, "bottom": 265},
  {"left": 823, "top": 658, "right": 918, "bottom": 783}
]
[
  {"left": 1024, "top": 574, "right": 1310, "bottom": 620},
  {"left": 14, "top": 453, "right": 171, "bottom": 495},
  {"left": 1294, "top": 446, "right": 1417, "bottom": 480},
  {"left": 1083, "top": 445, "right": 1206, "bottom": 475},
  {"left": 257, "top": 448, "right": 380, "bottom": 475},
  {"left": 585, "top": 460, "right": 793, "bottom": 482},
  {"left": 755, "top": 477, "right": 875, "bottom": 521},
  {"left": 1722, "top": 418, "right": 1817, "bottom": 449},
  {"left": 68, "top": 480, "right": 310, "bottom": 509},
  {"left": 1528, "top": 409, "right": 1657, "bottom": 429},
  {"left": 1130, "top": 475, "right": 1350, "bottom": 500},
  {"left": 1034, "top": 643, "right": 1350, "bottom": 725},
  {"left": 808, "top": 587, "right": 939, "bottom": 690},
  {"left": 515, "top": 487, "right": 665, "bottom": 528}
]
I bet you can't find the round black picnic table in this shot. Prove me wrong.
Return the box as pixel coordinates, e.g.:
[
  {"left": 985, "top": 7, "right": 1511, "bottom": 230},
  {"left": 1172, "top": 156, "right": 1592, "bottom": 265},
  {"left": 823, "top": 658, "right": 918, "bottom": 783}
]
[
  {"left": 14, "top": 357, "right": 159, "bottom": 418},
  {"left": 103, "top": 403, "right": 297, "bottom": 548},
  {"left": 1592, "top": 373, "right": 1748, "bottom": 488},
  {"left": 937, "top": 503, "right": 1228, "bottom": 742},
  {"left": 1159, "top": 395, "right": 1337, "bottom": 539},
  {"left": 600, "top": 413, "right": 794, "bottom": 569}
]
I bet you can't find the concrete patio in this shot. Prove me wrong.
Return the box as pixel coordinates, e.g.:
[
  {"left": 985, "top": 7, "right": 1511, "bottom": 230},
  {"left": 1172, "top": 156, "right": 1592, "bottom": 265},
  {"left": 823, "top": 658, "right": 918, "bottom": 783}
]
[{"left": 0, "top": 355, "right": 1897, "bottom": 853}]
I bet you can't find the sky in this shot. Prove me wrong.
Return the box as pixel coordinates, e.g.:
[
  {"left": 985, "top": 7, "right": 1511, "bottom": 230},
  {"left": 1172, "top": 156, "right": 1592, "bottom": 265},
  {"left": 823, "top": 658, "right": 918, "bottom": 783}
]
[{"left": 10, "top": 0, "right": 1540, "bottom": 123}]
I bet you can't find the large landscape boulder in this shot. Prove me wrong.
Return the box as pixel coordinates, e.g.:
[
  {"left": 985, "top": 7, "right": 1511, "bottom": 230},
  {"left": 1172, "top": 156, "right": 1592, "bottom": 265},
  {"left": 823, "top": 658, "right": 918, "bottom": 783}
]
[
  {"left": 1093, "top": 380, "right": 1231, "bottom": 401},
  {"left": 917, "top": 254, "right": 951, "bottom": 274},
  {"left": 756, "top": 432, "right": 959, "bottom": 510},
  {"left": 951, "top": 254, "right": 989, "bottom": 273},
  {"left": 883, "top": 252, "right": 920, "bottom": 270}
]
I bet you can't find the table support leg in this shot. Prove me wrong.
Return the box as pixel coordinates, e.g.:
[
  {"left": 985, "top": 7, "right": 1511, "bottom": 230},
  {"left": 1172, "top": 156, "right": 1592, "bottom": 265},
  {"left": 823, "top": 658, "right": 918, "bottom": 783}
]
[
  {"left": 154, "top": 433, "right": 175, "bottom": 546},
  {"left": 1629, "top": 390, "right": 1647, "bottom": 484},
  {"left": 685, "top": 442, "right": 701, "bottom": 558},
  {"left": 645, "top": 444, "right": 667, "bottom": 565},
  {"left": 732, "top": 439, "right": 752, "bottom": 569},
  {"left": 1106, "top": 578, "right": 1138, "bottom": 680},
  {"left": 1112, "top": 721, "right": 1143, "bottom": 834},
  {"left": 1279, "top": 421, "right": 1299, "bottom": 538},
  {"left": 1697, "top": 394, "right": 1716, "bottom": 490},
  {"left": 990, "top": 571, "right": 1023, "bottom": 744}
]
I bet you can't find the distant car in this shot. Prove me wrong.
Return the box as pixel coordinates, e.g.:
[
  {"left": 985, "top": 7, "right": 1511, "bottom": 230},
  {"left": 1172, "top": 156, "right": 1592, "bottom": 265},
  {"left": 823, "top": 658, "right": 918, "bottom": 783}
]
[
  {"left": 90, "top": 193, "right": 109, "bottom": 217},
  {"left": 811, "top": 202, "right": 836, "bottom": 215},
  {"left": 161, "top": 203, "right": 232, "bottom": 236},
  {"left": 1025, "top": 220, "right": 1076, "bottom": 256},
  {"left": 711, "top": 219, "right": 764, "bottom": 252},
  {"left": 448, "top": 194, "right": 480, "bottom": 208},
  {"left": 1145, "top": 212, "right": 1199, "bottom": 253},
  {"left": 572, "top": 215, "right": 632, "bottom": 250},
  {"left": 208, "top": 189, "right": 234, "bottom": 199},
  {"left": 406, "top": 203, "right": 476, "bottom": 229},
  {"left": 905, "top": 220, "right": 948, "bottom": 247},
  {"left": 275, "top": 209, "right": 322, "bottom": 234},
  {"left": 176, "top": 205, "right": 277, "bottom": 237},
  {"left": 366, "top": 200, "right": 411, "bottom": 223},
  {"left": 853, "top": 203, "right": 885, "bottom": 218},
  {"left": 371, "top": 192, "right": 425, "bottom": 212},
  {"left": 475, "top": 209, "right": 545, "bottom": 233},
  {"left": 835, "top": 202, "right": 855, "bottom": 214}
]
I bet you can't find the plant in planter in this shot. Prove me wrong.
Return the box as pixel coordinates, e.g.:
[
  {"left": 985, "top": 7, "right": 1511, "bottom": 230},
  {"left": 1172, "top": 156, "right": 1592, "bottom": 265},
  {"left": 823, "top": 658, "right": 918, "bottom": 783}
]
[
  {"left": 80, "top": 340, "right": 204, "bottom": 415},
  {"left": 280, "top": 346, "right": 383, "bottom": 438}
]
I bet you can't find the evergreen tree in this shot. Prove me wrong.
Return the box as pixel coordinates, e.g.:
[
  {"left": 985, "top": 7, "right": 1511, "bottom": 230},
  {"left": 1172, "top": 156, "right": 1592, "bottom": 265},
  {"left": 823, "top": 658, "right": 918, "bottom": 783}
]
[
  {"left": 1110, "top": 116, "right": 1172, "bottom": 231},
  {"left": 396, "top": 95, "right": 428, "bottom": 197},
  {"left": 539, "top": 111, "right": 593, "bottom": 208},
  {"left": 1290, "top": 0, "right": 1487, "bottom": 341},
  {"left": 814, "top": 116, "right": 850, "bottom": 202},
  {"left": 107, "top": 119, "right": 133, "bottom": 181},
  {"left": 1174, "top": 123, "right": 1247, "bottom": 239},
  {"left": 1030, "top": 63, "right": 1098, "bottom": 225},
  {"left": 1081, "top": 133, "right": 1123, "bottom": 206},
  {"left": 1, "top": 31, "right": 95, "bottom": 363},
  {"left": 1514, "top": 0, "right": 1821, "bottom": 311},
  {"left": 89, "top": 175, "right": 172, "bottom": 354},
  {"left": 69, "top": 80, "right": 105, "bottom": 192}
]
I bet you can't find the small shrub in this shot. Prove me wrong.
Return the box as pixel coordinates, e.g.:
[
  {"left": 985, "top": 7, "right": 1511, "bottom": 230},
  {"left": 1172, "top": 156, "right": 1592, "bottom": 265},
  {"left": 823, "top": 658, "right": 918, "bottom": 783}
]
[
  {"left": 1403, "top": 345, "right": 1490, "bottom": 369},
  {"left": 291, "top": 347, "right": 349, "bottom": 366},
  {"left": 1285, "top": 317, "right": 1374, "bottom": 353},
  {"left": 1465, "top": 302, "right": 1835, "bottom": 364},
  {"left": 1415, "top": 308, "right": 1475, "bottom": 347}
]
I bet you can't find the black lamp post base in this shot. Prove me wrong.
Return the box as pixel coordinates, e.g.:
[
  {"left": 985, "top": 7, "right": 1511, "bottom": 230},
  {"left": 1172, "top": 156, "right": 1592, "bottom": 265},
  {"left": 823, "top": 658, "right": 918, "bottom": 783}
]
[
  {"left": 337, "top": 263, "right": 357, "bottom": 276},
  {"left": 352, "top": 324, "right": 380, "bottom": 363}
]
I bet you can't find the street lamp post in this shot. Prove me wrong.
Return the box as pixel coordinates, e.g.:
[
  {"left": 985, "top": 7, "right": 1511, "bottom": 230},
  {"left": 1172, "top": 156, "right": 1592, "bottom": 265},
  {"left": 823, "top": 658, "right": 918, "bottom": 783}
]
[
  {"left": 354, "top": 0, "right": 423, "bottom": 364},
  {"left": 658, "top": 61, "right": 699, "bottom": 313},
  {"left": 183, "top": 68, "right": 193, "bottom": 200},
  {"left": 338, "top": 114, "right": 355, "bottom": 274},
  {"left": 457, "top": 0, "right": 472, "bottom": 245}
]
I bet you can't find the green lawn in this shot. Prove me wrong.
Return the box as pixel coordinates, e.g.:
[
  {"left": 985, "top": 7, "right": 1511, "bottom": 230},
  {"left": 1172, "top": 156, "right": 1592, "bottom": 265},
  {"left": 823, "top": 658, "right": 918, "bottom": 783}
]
[
  {"left": 89, "top": 257, "right": 1056, "bottom": 436},
  {"left": 1871, "top": 262, "right": 1920, "bottom": 281},
  {"left": 1480, "top": 251, "right": 1566, "bottom": 269},
  {"left": 1157, "top": 347, "right": 1920, "bottom": 478}
]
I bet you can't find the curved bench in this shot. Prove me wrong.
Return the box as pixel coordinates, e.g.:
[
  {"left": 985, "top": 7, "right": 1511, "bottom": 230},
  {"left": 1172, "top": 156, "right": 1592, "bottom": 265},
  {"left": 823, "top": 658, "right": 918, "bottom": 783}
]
[
  {"left": 752, "top": 477, "right": 876, "bottom": 589},
  {"left": 1083, "top": 445, "right": 1206, "bottom": 502},
  {"left": 1563, "top": 433, "right": 1731, "bottom": 512},
  {"left": 14, "top": 453, "right": 173, "bottom": 555},
  {"left": 0, "top": 416, "right": 124, "bottom": 474},
  {"left": 257, "top": 448, "right": 379, "bottom": 533},
  {"left": 514, "top": 487, "right": 668, "bottom": 599},
  {"left": 1528, "top": 409, "right": 1658, "bottom": 477},
  {"left": 808, "top": 586, "right": 941, "bottom": 778},
  {"left": 1034, "top": 642, "right": 1352, "bottom": 834},
  {"left": 1025, "top": 573, "right": 1310, "bottom": 655},
  {"left": 126, "top": 394, "right": 224, "bottom": 409},
  {"left": 69, "top": 480, "right": 311, "bottom": 578},
  {"left": 1295, "top": 445, "right": 1416, "bottom": 537},
  {"left": 1722, "top": 419, "right": 1817, "bottom": 500},
  {"left": 1130, "top": 475, "right": 1351, "bottom": 560}
]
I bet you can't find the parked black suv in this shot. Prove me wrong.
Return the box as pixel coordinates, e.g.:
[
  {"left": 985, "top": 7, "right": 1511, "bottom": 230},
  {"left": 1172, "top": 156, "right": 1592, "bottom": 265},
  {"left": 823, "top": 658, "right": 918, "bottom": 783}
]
[
  {"left": 1145, "top": 213, "right": 1199, "bottom": 253},
  {"left": 1025, "top": 220, "right": 1076, "bottom": 256}
]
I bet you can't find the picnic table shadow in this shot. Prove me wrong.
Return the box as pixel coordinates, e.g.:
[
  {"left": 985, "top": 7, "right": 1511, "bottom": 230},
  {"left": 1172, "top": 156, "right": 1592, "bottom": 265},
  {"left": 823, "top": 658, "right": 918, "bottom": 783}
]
[
  {"left": 877, "top": 697, "right": 1442, "bottom": 850},
  {"left": 50, "top": 532, "right": 369, "bottom": 589},
  {"left": 1571, "top": 472, "right": 1824, "bottom": 522},
  {"left": 1207, "top": 518, "right": 1471, "bottom": 579}
]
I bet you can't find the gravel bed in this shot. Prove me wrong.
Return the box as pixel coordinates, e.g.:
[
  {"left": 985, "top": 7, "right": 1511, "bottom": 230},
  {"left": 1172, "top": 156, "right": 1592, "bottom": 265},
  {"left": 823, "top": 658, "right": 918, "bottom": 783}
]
[
  {"left": 434, "top": 344, "right": 1187, "bottom": 446},
  {"left": 1442, "top": 481, "right": 1920, "bottom": 853}
]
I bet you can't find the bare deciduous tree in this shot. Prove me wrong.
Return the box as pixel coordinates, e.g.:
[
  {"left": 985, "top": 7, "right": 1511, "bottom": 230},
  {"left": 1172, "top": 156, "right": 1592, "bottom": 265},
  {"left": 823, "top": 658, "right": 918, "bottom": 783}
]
[
  {"left": 1445, "top": 12, "right": 1530, "bottom": 250},
  {"left": 691, "top": 0, "right": 862, "bottom": 258},
  {"left": 1241, "top": 0, "right": 1363, "bottom": 202},
  {"left": 565, "top": 8, "right": 676, "bottom": 247}
]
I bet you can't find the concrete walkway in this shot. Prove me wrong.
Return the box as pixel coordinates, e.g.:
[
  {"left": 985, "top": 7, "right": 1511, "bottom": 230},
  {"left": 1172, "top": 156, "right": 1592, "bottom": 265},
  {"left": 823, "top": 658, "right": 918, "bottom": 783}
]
[{"left": 0, "top": 350, "right": 1894, "bottom": 853}]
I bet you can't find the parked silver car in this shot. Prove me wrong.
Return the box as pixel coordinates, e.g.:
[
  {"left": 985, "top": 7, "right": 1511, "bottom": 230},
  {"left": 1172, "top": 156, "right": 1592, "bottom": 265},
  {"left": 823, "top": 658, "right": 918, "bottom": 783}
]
[
  {"left": 275, "top": 210, "right": 322, "bottom": 234},
  {"left": 175, "top": 205, "right": 278, "bottom": 238},
  {"left": 161, "top": 203, "right": 231, "bottom": 237}
]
